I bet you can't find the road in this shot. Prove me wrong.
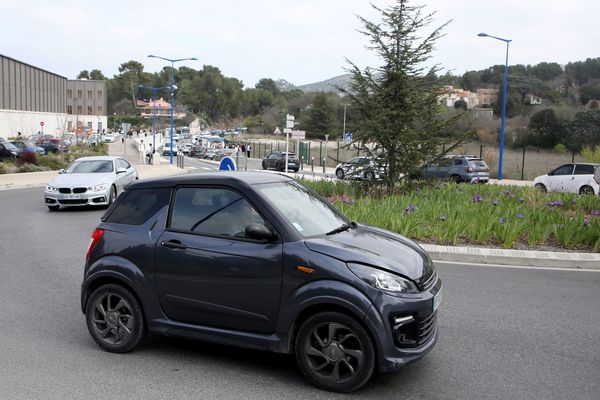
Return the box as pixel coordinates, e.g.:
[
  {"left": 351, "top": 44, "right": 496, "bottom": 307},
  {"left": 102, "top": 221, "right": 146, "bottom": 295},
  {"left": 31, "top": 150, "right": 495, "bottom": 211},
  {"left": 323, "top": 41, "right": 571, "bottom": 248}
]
[{"left": 1, "top": 187, "right": 599, "bottom": 400}]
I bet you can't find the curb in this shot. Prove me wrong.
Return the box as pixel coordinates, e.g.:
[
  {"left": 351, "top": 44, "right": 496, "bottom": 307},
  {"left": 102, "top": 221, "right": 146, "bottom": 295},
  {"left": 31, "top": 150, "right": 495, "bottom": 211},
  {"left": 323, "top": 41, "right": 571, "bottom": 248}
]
[{"left": 421, "top": 243, "right": 600, "bottom": 270}]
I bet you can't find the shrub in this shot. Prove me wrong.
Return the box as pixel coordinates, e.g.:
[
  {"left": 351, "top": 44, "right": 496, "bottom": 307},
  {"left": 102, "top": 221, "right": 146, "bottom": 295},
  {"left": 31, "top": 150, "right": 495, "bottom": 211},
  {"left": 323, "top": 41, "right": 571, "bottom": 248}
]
[
  {"left": 582, "top": 146, "right": 600, "bottom": 163},
  {"left": 16, "top": 151, "right": 38, "bottom": 166},
  {"left": 37, "top": 155, "right": 68, "bottom": 170},
  {"left": 554, "top": 144, "right": 567, "bottom": 154},
  {"left": 0, "top": 161, "right": 17, "bottom": 174},
  {"left": 18, "top": 163, "right": 48, "bottom": 173}
]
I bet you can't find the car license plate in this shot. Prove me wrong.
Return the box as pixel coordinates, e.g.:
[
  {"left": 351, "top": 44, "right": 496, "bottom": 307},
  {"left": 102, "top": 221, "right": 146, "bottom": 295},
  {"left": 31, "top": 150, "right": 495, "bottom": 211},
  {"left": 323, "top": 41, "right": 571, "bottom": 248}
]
[
  {"left": 64, "top": 194, "right": 81, "bottom": 199},
  {"left": 433, "top": 289, "right": 442, "bottom": 312}
]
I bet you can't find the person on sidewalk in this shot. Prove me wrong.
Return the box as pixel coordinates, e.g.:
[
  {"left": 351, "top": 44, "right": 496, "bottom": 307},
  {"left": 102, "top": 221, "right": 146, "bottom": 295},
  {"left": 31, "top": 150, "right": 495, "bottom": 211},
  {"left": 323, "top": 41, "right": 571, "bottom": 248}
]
[{"left": 246, "top": 144, "right": 251, "bottom": 158}]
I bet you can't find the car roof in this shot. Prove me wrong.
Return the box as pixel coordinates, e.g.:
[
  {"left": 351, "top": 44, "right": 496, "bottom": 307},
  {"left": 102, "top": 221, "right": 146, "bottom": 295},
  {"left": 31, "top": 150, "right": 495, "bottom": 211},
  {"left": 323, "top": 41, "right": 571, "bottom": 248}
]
[
  {"left": 72, "top": 156, "right": 122, "bottom": 162},
  {"left": 128, "top": 171, "right": 293, "bottom": 190}
]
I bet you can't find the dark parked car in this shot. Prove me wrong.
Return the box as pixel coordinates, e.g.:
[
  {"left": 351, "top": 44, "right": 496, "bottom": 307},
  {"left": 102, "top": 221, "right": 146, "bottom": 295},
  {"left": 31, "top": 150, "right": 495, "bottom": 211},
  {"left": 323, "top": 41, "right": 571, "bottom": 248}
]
[
  {"left": 0, "top": 141, "right": 20, "bottom": 160},
  {"left": 10, "top": 140, "right": 46, "bottom": 155},
  {"left": 40, "top": 138, "right": 67, "bottom": 154},
  {"left": 262, "top": 151, "right": 300, "bottom": 172},
  {"left": 420, "top": 155, "right": 489, "bottom": 183},
  {"left": 81, "top": 172, "right": 441, "bottom": 392}
]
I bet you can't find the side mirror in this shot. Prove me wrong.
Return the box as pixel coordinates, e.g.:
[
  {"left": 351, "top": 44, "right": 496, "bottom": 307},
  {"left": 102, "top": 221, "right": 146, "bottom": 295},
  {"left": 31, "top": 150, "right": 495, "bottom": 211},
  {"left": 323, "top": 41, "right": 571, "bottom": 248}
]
[
  {"left": 58, "top": 169, "right": 64, "bottom": 174},
  {"left": 245, "top": 224, "right": 275, "bottom": 241},
  {"left": 116, "top": 168, "right": 127, "bottom": 174}
]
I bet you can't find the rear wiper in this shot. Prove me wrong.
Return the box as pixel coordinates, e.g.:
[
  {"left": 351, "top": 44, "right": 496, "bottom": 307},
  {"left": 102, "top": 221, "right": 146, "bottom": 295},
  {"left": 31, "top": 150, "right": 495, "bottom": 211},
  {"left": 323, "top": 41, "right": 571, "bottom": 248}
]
[{"left": 326, "top": 221, "right": 357, "bottom": 235}]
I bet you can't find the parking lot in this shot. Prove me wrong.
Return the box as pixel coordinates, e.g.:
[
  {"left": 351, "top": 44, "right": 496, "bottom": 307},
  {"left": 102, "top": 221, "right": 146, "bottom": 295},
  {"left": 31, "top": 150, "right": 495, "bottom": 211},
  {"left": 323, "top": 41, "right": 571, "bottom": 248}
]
[{"left": 1, "top": 186, "right": 599, "bottom": 400}]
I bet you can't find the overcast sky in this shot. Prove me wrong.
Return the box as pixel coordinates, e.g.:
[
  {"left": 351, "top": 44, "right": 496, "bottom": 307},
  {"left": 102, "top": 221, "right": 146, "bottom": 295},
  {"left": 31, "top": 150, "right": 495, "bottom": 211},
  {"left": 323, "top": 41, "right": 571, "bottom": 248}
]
[{"left": 1, "top": 0, "right": 598, "bottom": 88}]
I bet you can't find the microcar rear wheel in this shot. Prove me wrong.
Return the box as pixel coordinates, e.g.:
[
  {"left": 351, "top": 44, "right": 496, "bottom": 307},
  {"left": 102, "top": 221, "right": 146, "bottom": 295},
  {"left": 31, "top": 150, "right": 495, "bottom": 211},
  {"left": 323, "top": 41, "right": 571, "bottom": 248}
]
[
  {"left": 85, "top": 284, "right": 145, "bottom": 353},
  {"left": 535, "top": 183, "right": 547, "bottom": 192},
  {"left": 579, "top": 185, "right": 594, "bottom": 195},
  {"left": 336, "top": 169, "right": 345, "bottom": 180},
  {"left": 295, "top": 312, "right": 375, "bottom": 393}
]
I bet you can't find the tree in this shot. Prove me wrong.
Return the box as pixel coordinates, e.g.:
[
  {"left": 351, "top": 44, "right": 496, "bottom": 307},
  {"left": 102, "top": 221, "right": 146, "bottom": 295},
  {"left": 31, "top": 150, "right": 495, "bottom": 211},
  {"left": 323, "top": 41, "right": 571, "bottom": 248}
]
[
  {"left": 341, "top": 0, "right": 467, "bottom": 192},
  {"left": 454, "top": 99, "right": 467, "bottom": 110},
  {"left": 305, "top": 92, "right": 336, "bottom": 138},
  {"left": 566, "top": 108, "right": 600, "bottom": 152},
  {"left": 89, "top": 69, "right": 106, "bottom": 80},
  {"left": 77, "top": 70, "right": 89, "bottom": 79},
  {"left": 527, "top": 109, "right": 565, "bottom": 148},
  {"left": 579, "top": 83, "right": 600, "bottom": 105},
  {"left": 255, "top": 78, "right": 280, "bottom": 96},
  {"left": 529, "top": 62, "right": 562, "bottom": 81}
]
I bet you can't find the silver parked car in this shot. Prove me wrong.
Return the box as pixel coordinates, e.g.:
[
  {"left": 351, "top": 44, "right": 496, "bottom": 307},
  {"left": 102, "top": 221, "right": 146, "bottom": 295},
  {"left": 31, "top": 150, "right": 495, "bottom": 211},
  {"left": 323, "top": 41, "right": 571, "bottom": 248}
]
[{"left": 44, "top": 156, "right": 138, "bottom": 211}]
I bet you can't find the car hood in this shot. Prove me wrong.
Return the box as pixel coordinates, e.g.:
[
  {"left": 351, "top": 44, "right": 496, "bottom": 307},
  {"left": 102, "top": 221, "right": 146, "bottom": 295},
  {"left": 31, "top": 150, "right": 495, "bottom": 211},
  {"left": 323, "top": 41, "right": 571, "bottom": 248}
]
[
  {"left": 48, "top": 173, "right": 115, "bottom": 187},
  {"left": 304, "top": 225, "right": 433, "bottom": 282}
]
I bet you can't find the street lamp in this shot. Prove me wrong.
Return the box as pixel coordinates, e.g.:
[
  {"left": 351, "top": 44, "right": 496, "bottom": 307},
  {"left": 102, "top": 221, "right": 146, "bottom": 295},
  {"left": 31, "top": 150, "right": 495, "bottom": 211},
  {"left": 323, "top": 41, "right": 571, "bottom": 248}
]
[
  {"left": 147, "top": 54, "right": 197, "bottom": 164},
  {"left": 138, "top": 84, "right": 169, "bottom": 155},
  {"left": 341, "top": 104, "right": 349, "bottom": 139},
  {"left": 478, "top": 32, "right": 511, "bottom": 180}
]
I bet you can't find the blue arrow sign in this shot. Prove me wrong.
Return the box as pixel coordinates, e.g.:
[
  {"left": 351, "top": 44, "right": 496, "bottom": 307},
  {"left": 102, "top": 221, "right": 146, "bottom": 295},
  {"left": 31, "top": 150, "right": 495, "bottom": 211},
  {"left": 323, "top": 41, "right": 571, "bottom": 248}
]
[
  {"left": 344, "top": 132, "right": 352, "bottom": 143},
  {"left": 219, "top": 156, "right": 237, "bottom": 171}
]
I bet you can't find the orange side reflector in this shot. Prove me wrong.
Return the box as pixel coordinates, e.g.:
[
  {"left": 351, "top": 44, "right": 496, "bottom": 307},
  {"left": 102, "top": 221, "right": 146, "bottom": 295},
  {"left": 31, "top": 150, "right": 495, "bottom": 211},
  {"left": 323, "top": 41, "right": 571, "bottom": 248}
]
[{"left": 297, "top": 266, "right": 315, "bottom": 274}]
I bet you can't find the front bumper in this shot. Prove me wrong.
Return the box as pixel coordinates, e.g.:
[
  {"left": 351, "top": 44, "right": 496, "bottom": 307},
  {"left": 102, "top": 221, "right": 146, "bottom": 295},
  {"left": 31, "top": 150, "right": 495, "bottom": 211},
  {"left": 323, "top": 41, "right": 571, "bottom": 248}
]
[
  {"left": 365, "top": 275, "right": 443, "bottom": 372},
  {"left": 44, "top": 188, "right": 111, "bottom": 207}
]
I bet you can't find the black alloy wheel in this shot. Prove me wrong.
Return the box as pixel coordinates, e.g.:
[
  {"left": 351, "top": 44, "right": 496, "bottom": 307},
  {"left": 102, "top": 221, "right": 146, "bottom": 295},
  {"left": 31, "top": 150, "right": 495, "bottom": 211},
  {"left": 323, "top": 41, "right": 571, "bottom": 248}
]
[
  {"left": 535, "top": 183, "right": 547, "bottom": 192},
  {"left": 336, "top": 169, "right": 345, "bottom": 180},
  {"left": 295, "top": 312, "right": 375, "bottom": 393},
  {"left": 451, "top": 175, "right": 462, "bottom": 183},
  {"left": 85, "top": 284, "right": 145, "bottom": 353},
  {"left": 579, "top": 185, "right": 594, "bottom": 195},
  {"left": 262, "top": 161, "right": 267, "bottom": 170}
]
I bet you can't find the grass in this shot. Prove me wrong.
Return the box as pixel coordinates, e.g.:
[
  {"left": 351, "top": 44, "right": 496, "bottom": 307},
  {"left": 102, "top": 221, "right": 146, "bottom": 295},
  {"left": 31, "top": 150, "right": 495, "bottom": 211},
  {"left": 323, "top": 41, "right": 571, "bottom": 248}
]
[{"left": 302, "top": 179, "right": 600, "bottom": 252}]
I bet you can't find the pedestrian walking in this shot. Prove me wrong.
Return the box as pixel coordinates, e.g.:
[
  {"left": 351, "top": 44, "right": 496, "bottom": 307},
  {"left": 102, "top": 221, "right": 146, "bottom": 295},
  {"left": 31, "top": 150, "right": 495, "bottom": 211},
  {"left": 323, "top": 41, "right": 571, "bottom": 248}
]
[{"left": 246, "top": 144, "right": 251, "bottom": 158}]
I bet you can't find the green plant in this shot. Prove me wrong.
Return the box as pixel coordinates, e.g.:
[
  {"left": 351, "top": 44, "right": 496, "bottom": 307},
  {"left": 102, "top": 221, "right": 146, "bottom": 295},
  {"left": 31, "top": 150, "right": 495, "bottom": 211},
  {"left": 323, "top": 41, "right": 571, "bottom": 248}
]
[
  {"left": 553, "top": 143, "right": 567, "bottom": 154},
  {"left": 37, "top": 155, "right": 68, "bottom": 170},
  {"left": 582, "top": 146, "right": 600, "bottom": 163},
  {"left": 18, "top": 163, "right": 48, "bottom": 173}
]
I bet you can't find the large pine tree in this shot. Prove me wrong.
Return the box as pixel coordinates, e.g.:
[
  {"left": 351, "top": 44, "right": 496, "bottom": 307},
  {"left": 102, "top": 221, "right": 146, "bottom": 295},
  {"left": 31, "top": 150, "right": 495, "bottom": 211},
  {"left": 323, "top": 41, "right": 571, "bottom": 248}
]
[{"left": 343, "top": 0, "right": 469, "bottom": 192}]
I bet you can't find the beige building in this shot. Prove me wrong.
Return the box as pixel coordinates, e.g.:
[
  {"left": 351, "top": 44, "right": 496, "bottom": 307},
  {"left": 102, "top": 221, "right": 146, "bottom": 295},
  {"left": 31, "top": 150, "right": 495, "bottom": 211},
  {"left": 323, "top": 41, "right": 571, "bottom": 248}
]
[
  {"left": 66, "top": 79, "right": 108, "bottom": 133},
  {"left": 476, "top": 88, "right": 498, "bottom": 106}
]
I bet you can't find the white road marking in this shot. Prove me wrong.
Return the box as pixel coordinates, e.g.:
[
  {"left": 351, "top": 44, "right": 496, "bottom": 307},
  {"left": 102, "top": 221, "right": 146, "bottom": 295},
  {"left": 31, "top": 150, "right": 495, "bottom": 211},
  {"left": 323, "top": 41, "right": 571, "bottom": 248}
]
[{"left": 434, "top": 259, "right": 600, "bottom": 272}]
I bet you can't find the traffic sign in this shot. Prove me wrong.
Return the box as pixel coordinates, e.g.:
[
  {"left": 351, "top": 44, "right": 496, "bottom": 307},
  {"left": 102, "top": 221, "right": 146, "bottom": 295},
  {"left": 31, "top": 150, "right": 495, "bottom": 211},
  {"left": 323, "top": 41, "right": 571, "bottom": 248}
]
[
  {"left": 283, "top": 128, "right": 292, "bottom": 134},
  {"left": 274, "top": 126, "right": 281, "bottom": 135},
  {"left": 291, "top": 130, "right": 306, "bottom": 140},
  {"left": 344, "top": 132, "right": 353, "bottom": 143},
  {"left": 286, "top": 114, "right": 295, "bottom": 121},
  {"left": 40, "top": 121, "right": 44, "bottom": 126},
  {"left": 219, "top": 156, "right": 236, "bottom": 171}
]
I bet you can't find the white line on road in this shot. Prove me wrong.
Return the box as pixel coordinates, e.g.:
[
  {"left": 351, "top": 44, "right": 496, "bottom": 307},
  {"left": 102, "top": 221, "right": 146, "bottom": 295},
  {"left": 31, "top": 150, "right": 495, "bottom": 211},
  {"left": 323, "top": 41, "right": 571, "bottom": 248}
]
[{"left": 434, "top": 259, "right": 600, "bottom": 272}]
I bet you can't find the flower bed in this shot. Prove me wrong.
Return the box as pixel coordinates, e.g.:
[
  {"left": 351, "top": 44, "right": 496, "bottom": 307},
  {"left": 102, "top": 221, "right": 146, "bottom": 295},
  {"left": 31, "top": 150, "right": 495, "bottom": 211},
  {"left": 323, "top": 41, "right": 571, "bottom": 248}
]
[{"left": 303, "top": 179, "right": 600, "bottom": 252}]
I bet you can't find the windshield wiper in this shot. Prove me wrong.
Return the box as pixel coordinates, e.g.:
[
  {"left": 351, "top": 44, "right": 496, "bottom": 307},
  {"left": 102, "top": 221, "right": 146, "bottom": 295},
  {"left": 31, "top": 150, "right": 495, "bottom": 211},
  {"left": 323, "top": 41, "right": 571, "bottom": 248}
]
[{"left": 326, "top": 221, "right": 357, "bottom": 235}]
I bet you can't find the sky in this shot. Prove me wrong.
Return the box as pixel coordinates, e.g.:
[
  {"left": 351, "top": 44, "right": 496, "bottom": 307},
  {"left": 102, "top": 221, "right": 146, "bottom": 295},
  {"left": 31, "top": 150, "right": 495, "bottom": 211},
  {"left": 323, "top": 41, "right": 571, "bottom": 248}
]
[{"left": 1, "top": 0, "right": 598, "bottom": 88}]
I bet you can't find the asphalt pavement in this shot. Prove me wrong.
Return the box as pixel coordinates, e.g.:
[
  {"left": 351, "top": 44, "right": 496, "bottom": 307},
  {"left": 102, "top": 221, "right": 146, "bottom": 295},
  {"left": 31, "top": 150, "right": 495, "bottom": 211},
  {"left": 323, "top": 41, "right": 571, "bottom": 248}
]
[{"left": 0, "top": 188, "right": 599, "bottom": 400}]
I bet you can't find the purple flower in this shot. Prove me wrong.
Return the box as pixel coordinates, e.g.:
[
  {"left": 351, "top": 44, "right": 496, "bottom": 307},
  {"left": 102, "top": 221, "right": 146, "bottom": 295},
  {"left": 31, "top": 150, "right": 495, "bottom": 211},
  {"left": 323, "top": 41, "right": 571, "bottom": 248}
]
[
  {"left": 472, "top": 177, "right": 480, "bottom": 184},
  {"left": 517, "top": 213, "right": 524, "bottom": 219},
  {"left": 364, "top": 191, "right": 370, "bottom": 197},
  {"left": 504, "top": 189, "right": 512, "bottom": 195},
  {"left": 492, "top": 199, "right": 499, "bottom": 206},
  {"left": 499, "top": 217, "right": 507, "bottom": 224},
  {"left": 404, "top": 207, "right": 412, "bottom": 215},
  {"left": 472, "top": 194, "right": 483, "bottom": 203},
  {"left": 583, "top": 218, "right": 590, "bottom": 227},
  {"left": 440, "top": 214, "right": 446, "bottom": 222},
  {"left": 435, "top": 185, "right": 441, "bottom": 190},
  {"left": 547, "top": 200, "right": 564, "bottom": 207},
  {"left": 571, "top": 199, "right": 577, "bottom": 205},
  {"left": 591, "top": 210, "right": 600, "bottom": 216}
]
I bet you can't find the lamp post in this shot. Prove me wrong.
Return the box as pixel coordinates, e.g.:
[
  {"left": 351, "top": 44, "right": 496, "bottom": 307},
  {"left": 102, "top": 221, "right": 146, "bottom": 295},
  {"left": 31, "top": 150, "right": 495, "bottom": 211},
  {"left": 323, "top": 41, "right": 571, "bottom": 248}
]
[
  {"left": 478, "top": 32, "right": 511, "bottom": 180},
  {"left": 138, "top": 85, "right": 169, "bottom": 154},
  {"left": 147, "top": 55, "right": 197, "bottom": 164},
  {"left": 342, "top": 104, "right": 349, "bottom": 139}
]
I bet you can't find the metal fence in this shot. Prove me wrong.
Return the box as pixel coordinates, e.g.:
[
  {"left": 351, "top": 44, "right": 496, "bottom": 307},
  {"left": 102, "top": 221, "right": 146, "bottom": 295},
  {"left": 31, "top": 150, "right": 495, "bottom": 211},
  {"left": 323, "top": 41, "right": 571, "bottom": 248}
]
[{"left": 245, "top": 139, "right": 589, "bottom": 180}]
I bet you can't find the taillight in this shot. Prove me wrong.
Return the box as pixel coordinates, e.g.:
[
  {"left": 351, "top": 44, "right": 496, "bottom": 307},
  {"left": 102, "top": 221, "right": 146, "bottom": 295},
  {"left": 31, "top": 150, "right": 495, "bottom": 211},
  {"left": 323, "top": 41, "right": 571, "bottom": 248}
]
[
  {"left": 86, "top": 228, "right": 104, "bottom": 260},
  {"left": 466, "top": 166, "right": 474, "bottom": 173}
]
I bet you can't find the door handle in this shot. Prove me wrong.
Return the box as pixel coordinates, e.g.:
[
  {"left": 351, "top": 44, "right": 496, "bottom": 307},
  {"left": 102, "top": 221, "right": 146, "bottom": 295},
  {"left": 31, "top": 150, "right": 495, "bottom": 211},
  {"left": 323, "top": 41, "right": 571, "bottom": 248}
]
[{"left": 161, "top": 240, "right": 187, "bottom": 250}]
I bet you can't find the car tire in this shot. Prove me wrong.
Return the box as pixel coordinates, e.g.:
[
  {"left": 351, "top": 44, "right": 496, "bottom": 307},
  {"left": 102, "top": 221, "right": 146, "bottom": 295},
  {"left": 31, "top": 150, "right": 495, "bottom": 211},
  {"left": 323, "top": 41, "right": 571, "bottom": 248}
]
[
  {"left": 579, "top": 185, "right": 594, "bottom": 195},
  {"left": 295, "top": 311, "right": 375, "bottom": 393},
  {"left": 85, "top": 284, "right": 145, "bottom": 353},
  {"left": 451, "top": 175, "right": 462, "bottom": 183},
  {"left": 335, "top": 169, "right": 345, "bottom": 180},
  {"left": 108, "top": 185, "right": 117, "bottom": 206},
  {"left": 535, "top": 183, "right": 547, "bottom": 192},
  {"left": 364, "top": 171, "right": 375, "bottom": 182},
  {"left": 47, "top": 205, "right": 59, "bottom": 211}
]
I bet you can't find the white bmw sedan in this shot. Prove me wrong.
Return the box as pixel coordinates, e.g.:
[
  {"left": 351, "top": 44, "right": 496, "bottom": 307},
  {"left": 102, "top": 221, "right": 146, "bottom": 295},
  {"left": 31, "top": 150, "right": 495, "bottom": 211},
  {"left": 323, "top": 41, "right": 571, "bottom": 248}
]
[{"left": 44, "top": 156, "right": 138, "bottom": 211}]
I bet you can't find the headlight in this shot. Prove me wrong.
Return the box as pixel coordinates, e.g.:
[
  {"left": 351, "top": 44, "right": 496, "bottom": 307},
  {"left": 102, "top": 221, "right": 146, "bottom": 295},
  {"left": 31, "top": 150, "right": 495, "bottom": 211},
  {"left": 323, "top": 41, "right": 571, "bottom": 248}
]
[
  {"left": 88, "top": 184, "right": 108, "bottom": 192},
  {"left": 348, "top": 263, "right": 419, "bottom": 294},
  {"left": 45, "top": 185, "right": 58, "bottom": 192}
]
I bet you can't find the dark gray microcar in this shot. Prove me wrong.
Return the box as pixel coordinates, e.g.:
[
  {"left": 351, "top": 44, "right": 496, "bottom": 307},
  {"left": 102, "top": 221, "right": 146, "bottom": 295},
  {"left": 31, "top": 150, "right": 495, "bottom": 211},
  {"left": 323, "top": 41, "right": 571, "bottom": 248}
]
[{"left": 81, "top": 172, "right": 442, "bottom": 392}]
